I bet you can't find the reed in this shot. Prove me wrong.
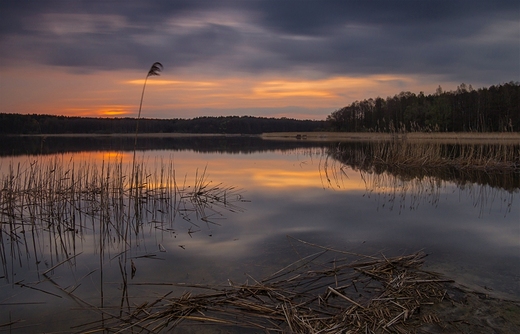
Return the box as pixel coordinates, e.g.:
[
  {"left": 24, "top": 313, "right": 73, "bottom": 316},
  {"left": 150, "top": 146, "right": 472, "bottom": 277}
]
[
  {"left": 367, "top": 141, "right": 519, "bottom": 171},
  {"left": 129, "top": 62, "right": 163, "bottom": 237},
  {"left": 79, "top": 238, "right": 456, "bottom": 333},
  {"left": 330, "top": 141, "right": 520, "bottom": 190},
  {"left": 323, "top": 142, "right": 519, "bottom": 217},
  {"left": 0, "top": 155, "right": 244, "bottom": 283}
]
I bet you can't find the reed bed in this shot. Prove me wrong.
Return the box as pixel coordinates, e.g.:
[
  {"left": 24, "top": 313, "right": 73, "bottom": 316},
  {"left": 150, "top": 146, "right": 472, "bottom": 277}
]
[
  {"left": 334, "top": 140, "right": 520, "bottom": 172},
  {"left": 329, "top": 141, "right": 520, "bottom": 191},
  {"left": 321, "top": 142, "right": 518, "bottom": 217},
  {"left": 363, "top": 141, "right": 519, "bottom": 172},
  {"left": 0, "top": 155, "right": 244, "bottom": 283},
  {"left": 81, "top": 240, "right": 453, "bottom": 333}
]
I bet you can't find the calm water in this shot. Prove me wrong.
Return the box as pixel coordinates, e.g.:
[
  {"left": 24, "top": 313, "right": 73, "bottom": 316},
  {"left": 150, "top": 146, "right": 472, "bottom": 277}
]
[{"left": 1, "top": 136, "right": 519, "bottom": 332}]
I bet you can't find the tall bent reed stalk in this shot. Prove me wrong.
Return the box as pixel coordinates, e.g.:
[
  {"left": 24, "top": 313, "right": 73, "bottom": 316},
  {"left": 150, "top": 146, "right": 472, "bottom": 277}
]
[
  {"left": 130, "top": 62, "right": 163, "bottom": 221},
  {"left": 0, "top": 156, "right": 244, "bottom": 284},
  {"left": 121, "top": 62, "right": 163, "bottom": 308},
  {"left": 134, "top": 62, "right": 163, "bottom": 151}
]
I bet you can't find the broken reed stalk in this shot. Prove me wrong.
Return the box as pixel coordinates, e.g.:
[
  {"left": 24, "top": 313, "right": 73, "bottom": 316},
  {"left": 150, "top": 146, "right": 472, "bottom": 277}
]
[{"left": 80, "top": 246, "right": 455, "bottom": 333}]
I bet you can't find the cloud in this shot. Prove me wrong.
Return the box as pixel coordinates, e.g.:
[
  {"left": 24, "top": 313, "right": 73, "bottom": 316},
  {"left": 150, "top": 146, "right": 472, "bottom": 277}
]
[
  {"left": 2, "top": 1, "right": 518, "bottom": 78},
  {"left": 0, "top": 1, "right": 518, "bottom": 118}
]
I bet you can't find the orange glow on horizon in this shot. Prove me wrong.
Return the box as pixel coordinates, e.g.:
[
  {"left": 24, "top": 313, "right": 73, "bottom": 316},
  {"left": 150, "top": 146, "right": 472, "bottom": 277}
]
[
  {"left": 96, "top": 108, "right": 131, "bottom": 116},
  {"left": 68, "top": 151, "right": 129, "bottom": 163},
  {"left": 126, "top": 79, "right": 219, "bottom": 88},
  {"left": 62, "top": 106, "right": 134, "bottom": 117},
  {"left": 1, "top": 63, "right": 446, "bottom": 119},
  {"left": 123, "top": 74, "right": 420, "bottom": 111},
  {"left": 247, "top": 167, "right": 364, "bottom": 190}
]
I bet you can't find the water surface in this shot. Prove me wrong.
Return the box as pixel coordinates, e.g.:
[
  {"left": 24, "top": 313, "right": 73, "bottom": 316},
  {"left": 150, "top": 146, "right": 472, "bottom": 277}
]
[{"left": 0, "top": 136, "right": 518, "bottom": 332}]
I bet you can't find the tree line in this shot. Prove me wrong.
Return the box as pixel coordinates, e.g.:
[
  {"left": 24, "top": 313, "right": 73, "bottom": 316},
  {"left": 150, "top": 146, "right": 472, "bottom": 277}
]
[
  {"left": 327, "top": 82, "right": 519, "bottom": 132},
  {"left": 1, "top": 82, "right": 518, "bottom": 135}
]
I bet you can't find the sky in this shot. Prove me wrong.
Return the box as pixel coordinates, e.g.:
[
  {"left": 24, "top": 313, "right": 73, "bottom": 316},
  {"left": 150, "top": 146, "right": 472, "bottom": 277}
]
[{"left": 0, "top": 1, "right": 519, "bottom": 121}]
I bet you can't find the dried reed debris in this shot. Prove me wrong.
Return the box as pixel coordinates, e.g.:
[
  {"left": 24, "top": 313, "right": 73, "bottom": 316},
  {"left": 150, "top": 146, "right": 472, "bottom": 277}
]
[{"left": 89, "top": 248, "right": 453, "bottom": 333}]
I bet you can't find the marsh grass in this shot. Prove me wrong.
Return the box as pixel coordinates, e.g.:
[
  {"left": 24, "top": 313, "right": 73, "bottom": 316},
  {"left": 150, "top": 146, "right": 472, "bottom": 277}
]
[
  {"left": 370, "top": 141, "right": 519, "bottom": 171},
  {"left": 0, "top": 155, "right": 244, "bottom": 283},
  {"left": 128, "top": 61, "right": 163, "bottom": 250},
  {"left": 330, "top": 141, "right": 519, "bottom": 188},
  {"left": 322, "top": 141, "right": 519, "bottom": 216},
  {"left": 262, "top": 131, "right": 520, "bottom": 144},
  {"left": 333, "top": 140, "right": 520, "bottom": 172}
]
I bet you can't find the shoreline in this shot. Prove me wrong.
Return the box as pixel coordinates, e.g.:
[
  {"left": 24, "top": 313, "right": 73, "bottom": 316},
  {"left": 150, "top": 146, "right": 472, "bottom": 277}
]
[
  {"left": 8, "top": 131, "right": 520, "bottom": 142},
  {"left": 260, "top": 131, "right": 520, "bottom": 143}
]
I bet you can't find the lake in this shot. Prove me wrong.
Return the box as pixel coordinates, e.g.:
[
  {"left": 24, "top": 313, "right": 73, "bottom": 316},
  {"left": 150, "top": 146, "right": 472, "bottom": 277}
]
[{"left": 0, "top": 135, "right": 519, "bottom": 332}]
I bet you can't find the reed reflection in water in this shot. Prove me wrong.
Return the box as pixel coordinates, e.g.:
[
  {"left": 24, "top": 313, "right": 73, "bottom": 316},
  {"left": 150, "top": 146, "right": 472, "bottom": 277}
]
[
  {"left": 0, "top": 137, "right": 518, "bottom": 332},
  {"left": 326, "top": 141, "right": 519, "bottom": 216},
  {"left": 0, "top": 152, "right": 246, "bottom": 331}
]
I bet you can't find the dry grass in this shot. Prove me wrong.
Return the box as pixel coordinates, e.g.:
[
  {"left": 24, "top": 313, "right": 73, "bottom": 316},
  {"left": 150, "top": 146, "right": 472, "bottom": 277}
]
[
  {"left": 370, "top": 141, "right": 519, "bottom": 171},
  {"left": 329, "top": 140, "right": 519, "bottom": 173},
  {"left": 79, "top": 239, "right": 454, "bottom": 333},
  {"left": 0, "top": 156, "right": 244, "bottom": 283},
  {"left": 323, "top": 141, "right": 519, "bottom": 214}
]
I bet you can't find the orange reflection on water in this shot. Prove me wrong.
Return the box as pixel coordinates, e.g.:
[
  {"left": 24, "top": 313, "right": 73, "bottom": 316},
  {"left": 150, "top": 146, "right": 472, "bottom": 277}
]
[
  {"left": 175, "top": 154, "right": 366, "bottom": 191},
  {"left": 248, "top": 167, "right": 365, "bottom": 191},
  {"left": 69, "top": 151, "right": 130, "bottom": 163},
  {"left": 252, "top": 169, "right": 323, "bottom": 188},
  {"left": 4, "top": 150, "right": 366, "bottom": 192}
]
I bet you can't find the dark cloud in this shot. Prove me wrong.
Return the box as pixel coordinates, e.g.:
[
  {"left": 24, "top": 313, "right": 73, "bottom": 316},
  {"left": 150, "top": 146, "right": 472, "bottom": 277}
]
[
  {"left": 254, "top": 1, "right": 516, "bottom": 34},
  {"left": 0, "top": 0, "right": 518, "bottom": 84},
  {"left": 248, "top": 0, "right": 519, "bottom": 82}
]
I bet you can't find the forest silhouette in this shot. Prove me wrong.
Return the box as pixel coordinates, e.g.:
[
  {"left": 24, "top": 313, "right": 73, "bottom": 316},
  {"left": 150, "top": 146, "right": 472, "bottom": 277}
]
[{"left": 1, "top": 82, "right": 518, "bottom": 135}]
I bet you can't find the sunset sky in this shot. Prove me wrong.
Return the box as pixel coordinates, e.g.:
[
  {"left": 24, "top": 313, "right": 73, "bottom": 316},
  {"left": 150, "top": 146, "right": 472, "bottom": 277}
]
[{"left": 1, "top": 1, "right": 518, "bottom": 120}]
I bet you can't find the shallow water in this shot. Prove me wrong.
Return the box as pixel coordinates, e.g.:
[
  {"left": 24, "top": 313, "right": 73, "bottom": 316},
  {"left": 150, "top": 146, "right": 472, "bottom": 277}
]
[{"left": 0, "top": 136, "right": 518, "bottom": 332}]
